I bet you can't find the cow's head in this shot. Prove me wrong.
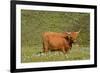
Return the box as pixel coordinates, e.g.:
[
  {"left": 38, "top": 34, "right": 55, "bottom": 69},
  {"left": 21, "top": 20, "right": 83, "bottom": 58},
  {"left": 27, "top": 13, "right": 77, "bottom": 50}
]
[
  {"left": 65, "top": 31, "right": 80, "bottom": 43},
  {"left": 65, "top": 35, "right": 74, "bottom": 43}
]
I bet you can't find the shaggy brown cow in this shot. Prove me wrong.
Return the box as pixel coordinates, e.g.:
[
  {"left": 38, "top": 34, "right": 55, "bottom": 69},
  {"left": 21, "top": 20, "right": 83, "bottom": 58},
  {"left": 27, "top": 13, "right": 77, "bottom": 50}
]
[{"left": 42, "top": 32, "right": 79, "bottom": 54}]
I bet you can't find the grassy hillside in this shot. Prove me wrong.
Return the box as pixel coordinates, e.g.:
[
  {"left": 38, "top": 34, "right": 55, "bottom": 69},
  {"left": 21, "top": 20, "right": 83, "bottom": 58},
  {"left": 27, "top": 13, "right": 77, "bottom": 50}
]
[{"left": 21, "top": 10, "right": 90, "bottom": 63}]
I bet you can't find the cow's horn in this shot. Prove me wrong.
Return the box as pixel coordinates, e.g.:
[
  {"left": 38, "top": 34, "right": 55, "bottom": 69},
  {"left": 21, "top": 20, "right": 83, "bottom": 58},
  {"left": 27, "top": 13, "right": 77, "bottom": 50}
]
[{"left": 67, "top": 32, "right": 71, "bottom": 34}]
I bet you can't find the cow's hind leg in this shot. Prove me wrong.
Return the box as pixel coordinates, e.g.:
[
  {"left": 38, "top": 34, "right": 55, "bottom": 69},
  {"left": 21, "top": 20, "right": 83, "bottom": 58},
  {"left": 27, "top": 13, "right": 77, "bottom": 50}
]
[
  {"left": 41, "top": 48, "right": 48, "bottom": 56},
  {"left": 41, "top": 45, "right": 48, "bottom": 56},
  {"left": 42, "top": 41, "right": 49, "bottom": 56}
]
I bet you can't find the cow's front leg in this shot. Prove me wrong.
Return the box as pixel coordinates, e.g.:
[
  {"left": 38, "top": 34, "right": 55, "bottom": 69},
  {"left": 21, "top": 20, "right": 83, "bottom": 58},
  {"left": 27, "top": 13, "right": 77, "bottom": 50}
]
[{"left": 61, "top": 48, "right": 66, "bottom": 54}]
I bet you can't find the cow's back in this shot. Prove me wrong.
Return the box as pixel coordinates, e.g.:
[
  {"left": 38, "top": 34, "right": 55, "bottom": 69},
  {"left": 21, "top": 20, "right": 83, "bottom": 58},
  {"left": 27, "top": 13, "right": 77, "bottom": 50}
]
[{"left": 42, "top": 32, "right": 68, "bottom": 38}]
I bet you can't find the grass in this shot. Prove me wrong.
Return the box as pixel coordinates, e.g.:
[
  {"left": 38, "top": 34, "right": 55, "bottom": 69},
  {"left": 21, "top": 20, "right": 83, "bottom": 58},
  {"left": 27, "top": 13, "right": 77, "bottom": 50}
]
[
  {"left": 21, "top": 45, "right": 90, "bottom": 63},
  {"left": 21, "top": 10, "right": 90, "bottom": 63}
]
